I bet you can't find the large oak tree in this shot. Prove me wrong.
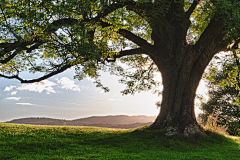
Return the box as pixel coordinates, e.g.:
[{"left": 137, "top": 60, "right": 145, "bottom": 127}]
[{"left": 0, "top": 0, "right": 240, "bottom": 136}]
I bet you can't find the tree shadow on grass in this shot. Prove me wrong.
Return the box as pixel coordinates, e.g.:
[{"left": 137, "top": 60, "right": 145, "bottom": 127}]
[
  {"left": 0, "top": 124, "right": 239, "bottom": 159},
  {"left": 84, "top": 129, "right": 240, "bottom": 159}
]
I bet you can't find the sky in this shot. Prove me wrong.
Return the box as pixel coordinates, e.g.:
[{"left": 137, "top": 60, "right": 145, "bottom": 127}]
[{"left": 0, "top": 67, "right": 208, "bottom": 122}]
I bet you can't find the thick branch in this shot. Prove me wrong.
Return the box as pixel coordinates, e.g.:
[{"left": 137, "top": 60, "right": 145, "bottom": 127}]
[
  {"left": 126, "top": 1, "right": 152, "bottom": 21},
  {"left": 0, "top": 41, "right": 30, "bottom": 53},
  {"left": 107, "top": 48, "right": 147, "bottom": 62},
  {"left": 185, "top": 0, "right": 199, "bottom": 19},
  {"left": 0, "top": 64, "right": 72, "bottom": 83},
  {"left": 195, "top": 16, "right": 225, "bottom": 53},
  {"left": 117, "top": 48, "right": 147, "bottom": 58},
  {"left": 0, "top": 50, "right": 18, "bottom": 64},
  {"left": 44, "top": 18, "right": 78, "bottom": 33},
  {"left": 0, "top": 41, "right": 33, "bottom": 63},
  {"left": 118, "top": 29, "right": 156, "bottom": 54},
  {"left": 96, "top": 2, "right": 131, "bottom": 20}
]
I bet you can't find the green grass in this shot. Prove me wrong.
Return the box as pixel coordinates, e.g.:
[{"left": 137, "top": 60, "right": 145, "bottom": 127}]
[{"left": 0, "top": 123, "right": 240, "bottom": 160}]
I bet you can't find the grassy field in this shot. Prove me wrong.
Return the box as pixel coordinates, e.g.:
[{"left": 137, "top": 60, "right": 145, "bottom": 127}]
[{"left": 0, "top": 123, "right": 239, "bottom": 160}]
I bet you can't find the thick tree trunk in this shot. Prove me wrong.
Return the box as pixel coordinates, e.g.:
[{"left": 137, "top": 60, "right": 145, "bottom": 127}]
[
  {"left": 148, "top": 67, "right": 203, "bottom": 136},
  {"left": 147, "top": 48, "right": 207, "bottom": 136}
]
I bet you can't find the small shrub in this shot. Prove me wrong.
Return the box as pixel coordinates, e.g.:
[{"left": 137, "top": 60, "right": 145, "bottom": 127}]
[{"left": 198, "top": 113, "right": 228, "bottom": 135}]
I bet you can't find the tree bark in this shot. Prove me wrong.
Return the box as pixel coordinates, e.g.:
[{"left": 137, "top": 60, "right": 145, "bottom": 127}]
[
  {"left": 147, "top": 68, "right": 204, "bottom": 136},
  {"left": 146, "top": 46, "right": 209, "bottom": 136}
]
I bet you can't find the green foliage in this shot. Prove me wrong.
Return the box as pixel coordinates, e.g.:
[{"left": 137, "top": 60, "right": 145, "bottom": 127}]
[
  {"left": 0, "top": 0, "right": 156, "bottom": 91},
  {"left": 200, "top": 55, "right": 240, "bottom": 136},
  {"left": 112, "top": 55, "right": 161, "bottom": 95},
  {"left": 0, "top": 123, "right": 240, "bottom": 159},
  {"left": 0, "top": 0, "right": 240, "bottom": 95}
]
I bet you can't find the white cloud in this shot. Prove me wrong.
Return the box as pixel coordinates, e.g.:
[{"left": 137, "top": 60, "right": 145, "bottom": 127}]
[
  {"left": 86, "top": 77, "right": 95, "bottom": 82},
  {"left": 10, "top": 91, "right": 17, "bottom": 95},
  {"left": 5, "top": 97, "right": 21, "bottom": 101},
  {"left": 4, "top": 85, "right": 16, "bottom": 91},
  {"left": 56, "top": 77, "right": 81, "bottom": 92},
  {"left": 16, "top": 103, "right": 35, "bottom": 106},
  {"left": 95, "top": 88, "right": 104, "bottom": 93},
  {"left": 17, "top": 80, "right": 57, "bottom": 94}
]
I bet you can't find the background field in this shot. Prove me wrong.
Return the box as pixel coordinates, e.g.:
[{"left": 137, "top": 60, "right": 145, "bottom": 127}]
[
  {"left": 0, "top": 123, "right": 240, "bottom": 160},
  {"left": 4, "top": 115, "right": 155, "bottom": 129}
]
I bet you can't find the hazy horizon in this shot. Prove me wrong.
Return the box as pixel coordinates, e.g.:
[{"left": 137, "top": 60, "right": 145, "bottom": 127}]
[
  {"left": 2, "top": 114, "right": 157, "bottom": 123},
  {"left": 0, "top": 68, "right": 207, "bottom": 123}
]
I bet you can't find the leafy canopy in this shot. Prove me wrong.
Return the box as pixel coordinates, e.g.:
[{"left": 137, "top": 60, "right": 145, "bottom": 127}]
[{"left": 0, "top": 0, "right": 240, "bottom": 95}]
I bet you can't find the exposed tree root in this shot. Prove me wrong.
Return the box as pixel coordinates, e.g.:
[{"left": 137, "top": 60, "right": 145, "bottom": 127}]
[{"left": 143, "top": 122, "right": 205, "bottom": 137}]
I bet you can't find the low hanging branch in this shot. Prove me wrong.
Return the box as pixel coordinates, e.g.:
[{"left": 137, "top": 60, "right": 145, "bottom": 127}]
[
  {"left": 0, "top": 1, "right": 154, "bottom": 83},
  {"left": 0, "top": 64, "right": 72, "bottom": 83},
  {"left": 106, "top": 48, "right": 147, "bottom": 62}
]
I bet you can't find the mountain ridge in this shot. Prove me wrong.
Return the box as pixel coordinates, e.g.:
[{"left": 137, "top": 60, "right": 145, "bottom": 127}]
[{"left": 5, "top": 115, "right": 156, "bottom": 129}]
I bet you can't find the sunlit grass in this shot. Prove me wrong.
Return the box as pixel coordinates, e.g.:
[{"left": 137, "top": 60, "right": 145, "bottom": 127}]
[{"left": 0, "top": 123, "right": 239, "bottom": 159}]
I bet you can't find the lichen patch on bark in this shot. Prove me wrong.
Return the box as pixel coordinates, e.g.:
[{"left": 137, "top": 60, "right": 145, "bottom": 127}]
[
  {"left": 165, "top": 126, "right": 177, "bottom": 136},
  {"left": 183, "top": 124, "right": 202, "bottom": 137}
]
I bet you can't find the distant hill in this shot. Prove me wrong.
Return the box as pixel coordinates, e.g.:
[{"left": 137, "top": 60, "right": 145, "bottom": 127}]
[{"left": 5, "top": 115, "right": 156, "bottom": 129}]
